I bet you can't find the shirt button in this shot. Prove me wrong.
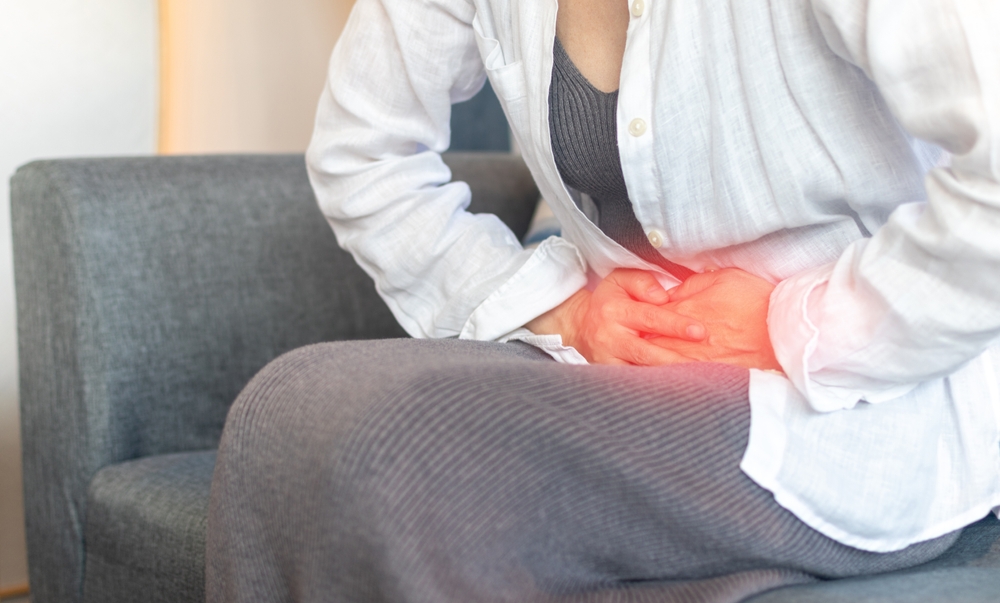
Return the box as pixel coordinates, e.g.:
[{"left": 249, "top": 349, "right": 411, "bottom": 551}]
[
  {"left": 631, "top": 0, "right": 645, "bottom": 17},
  {"left": 647, "top": 229, "right": 664, "bottom": 248},
  {"left": 628, "top": 118, "right": 647, "bottom": 137}
]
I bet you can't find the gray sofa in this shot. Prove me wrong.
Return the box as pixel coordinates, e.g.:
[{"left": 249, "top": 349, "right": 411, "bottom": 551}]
[{"left": 12, "top": 153, "right": 1000, "bottom": 603}]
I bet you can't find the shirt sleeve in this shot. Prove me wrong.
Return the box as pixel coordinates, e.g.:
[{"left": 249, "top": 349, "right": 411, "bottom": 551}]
[
  {"left": 306, "top": 0, "right": 588, "bottom": 341},
  {"left": 768, "top": 0, "right": 1000, "bottom": 412}
]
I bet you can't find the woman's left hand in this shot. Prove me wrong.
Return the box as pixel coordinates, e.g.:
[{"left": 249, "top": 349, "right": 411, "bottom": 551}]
[{"left": 647, "top": 268, "right": 783, "bottom": 371}]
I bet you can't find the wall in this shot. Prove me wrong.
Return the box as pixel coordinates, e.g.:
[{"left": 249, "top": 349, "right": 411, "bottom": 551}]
[
  {"left": 157, "top": 0, "right": 508, "bottom": 155},
  {"left": 0, "top": 0, "right": 159, "bottom": 591},
  {"left": 159, "top": 0, "right": 355, "bottom": 154}
]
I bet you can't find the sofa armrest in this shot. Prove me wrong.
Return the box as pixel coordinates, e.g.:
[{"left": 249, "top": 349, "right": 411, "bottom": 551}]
[{"left": 12, "top": 152, "right": 538, "bottom": 603}]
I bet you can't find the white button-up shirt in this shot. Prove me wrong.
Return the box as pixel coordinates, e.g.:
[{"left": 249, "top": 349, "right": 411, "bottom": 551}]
[{"left": 307, "top": 0, "right": 1000, "bottom": 552}]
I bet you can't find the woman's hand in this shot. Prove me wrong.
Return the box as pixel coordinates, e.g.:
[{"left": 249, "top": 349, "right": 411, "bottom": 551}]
[
  {"left": 526, "top": 269, "right": 707, "bottom": 365},
  {"left": 646, "top": 268, "right": 781, "bottom": 371}
]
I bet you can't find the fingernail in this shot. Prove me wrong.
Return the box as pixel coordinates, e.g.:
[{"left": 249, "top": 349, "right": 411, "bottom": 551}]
[
  {"left": 647, "top": 286, "right": 665, "bottom": 299},
  {"left": 686, "top": 325, "right": 705, "bottom": 339}
]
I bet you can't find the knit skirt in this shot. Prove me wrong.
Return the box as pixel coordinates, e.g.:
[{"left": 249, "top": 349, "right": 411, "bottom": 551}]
[{"left": 206, "top": 339, "right": 957, "bottom": 603}]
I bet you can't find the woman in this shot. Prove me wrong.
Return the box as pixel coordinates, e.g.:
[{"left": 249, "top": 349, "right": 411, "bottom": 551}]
[{"left": 207, "top": 0, "right": 1000, "bottom": 601}]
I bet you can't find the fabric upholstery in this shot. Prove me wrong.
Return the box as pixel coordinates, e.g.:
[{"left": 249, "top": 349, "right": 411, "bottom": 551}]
[
  {"left": 450, "top": 81, "right": 511, "bottom": 152},
  {"left": 15, "top": 151, "right": 1000, "bottom": 603},
  {"left": 79, "top": 449, "right": 1000, "bottom": 603},
  {"left": 751, "top": 567, "right": 1000, "bottom": 603},
  {"left": 83, "top": 451, "right": 216, "bottom": 603},
  {"left": 746, "top": 515, "right": 1000, "bottom": 602},
  {"left": 11, "top": 152, "right": 538, "bottom": 603}
]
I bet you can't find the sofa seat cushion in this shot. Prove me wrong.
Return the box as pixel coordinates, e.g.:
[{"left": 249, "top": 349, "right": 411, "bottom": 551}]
[
  {"left": 748, "top": 514, "right": 1000, "bottom": 602},
  {"left": 80, "top": 448, "right": 1000, "bottom": 603},
  {"left": 83, "top": 451, "right": 216, "bottom": 603}
]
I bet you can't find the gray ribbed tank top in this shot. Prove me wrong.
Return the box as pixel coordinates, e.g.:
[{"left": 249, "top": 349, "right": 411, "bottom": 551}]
[{"left": 549, "top": 38, "right": 693, "bottom": 279}]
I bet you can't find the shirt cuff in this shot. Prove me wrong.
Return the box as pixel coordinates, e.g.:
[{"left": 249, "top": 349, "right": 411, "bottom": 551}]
[
  {"left": 459, "top": 236, "right": 588, "bottom": 342},
  {"left": 769, "top": 262, "right": 866, "bottom": 413},
  {"left": 769, "top": 261, "right": 921, "bottom": 413},
  {"left": 498, "top": 328, "right": 589, "bottom": 364}
]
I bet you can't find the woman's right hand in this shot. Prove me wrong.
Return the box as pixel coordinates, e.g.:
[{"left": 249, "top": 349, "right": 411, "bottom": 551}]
[{"left": 525, "top": 269, "right": 706, "bottom": 365}]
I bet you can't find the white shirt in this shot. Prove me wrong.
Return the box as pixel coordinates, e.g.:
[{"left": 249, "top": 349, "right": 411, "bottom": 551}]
[{"left": 307, "top": 0, "right": 1000, "bottom": 552}]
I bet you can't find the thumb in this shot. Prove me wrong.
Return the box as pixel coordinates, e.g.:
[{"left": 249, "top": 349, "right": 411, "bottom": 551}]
[
  {"left": 667, "top": 269, "right": 720, "bottom": 302},
  {"left": 609, "top": 269, "right": 670, "bottom": 304}
]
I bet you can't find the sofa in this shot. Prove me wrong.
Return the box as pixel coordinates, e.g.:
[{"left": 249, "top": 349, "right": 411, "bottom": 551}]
[{"left": 12, "top": 153, "right": 1000, "bottom": 603}]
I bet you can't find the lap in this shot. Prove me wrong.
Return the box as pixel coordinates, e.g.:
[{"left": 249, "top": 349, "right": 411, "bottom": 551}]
[
  {"left": 210, "top": 338, "right": 957, "bottom": 602},
  {"left": 222, "top": 339, "right": 754, "bottom": 508},
  {"left": 225, "top": 337, "right": 751, "bottom": 444}
]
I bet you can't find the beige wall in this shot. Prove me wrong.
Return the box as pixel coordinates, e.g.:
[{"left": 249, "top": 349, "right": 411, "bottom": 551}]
[{"left": 159, "top": 0, "right": 356, "bottom": 154}]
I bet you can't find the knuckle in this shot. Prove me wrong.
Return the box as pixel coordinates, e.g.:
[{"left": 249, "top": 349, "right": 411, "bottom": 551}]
[
  {"left": 624, "top": 341, "right": 650, "bottom": 365},
  {"left": 616, "top": 303, "right": 634, "bottom": 323},
  {"left": 593, "top": 330, "right": 614, "bottom": 350},
  {"left": 639, "top": 308, "right": 662, "bottom": 331},
  {"left": 627, "top": 308, "right": 649, "bottom": 331},
  {"left": 603, "top": 302, "right": 625, "bottom": 323},
  {"left": 641, "top": 307, "right": 673, "bottom": 333}
]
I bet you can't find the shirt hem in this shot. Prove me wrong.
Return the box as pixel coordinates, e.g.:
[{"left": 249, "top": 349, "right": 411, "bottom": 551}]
[
  {"left": 743, "top": 369, "right": 1000, "bottom": 552},
  {"left": 743, "top": 450, "right": 1000, "bottom": 552}
]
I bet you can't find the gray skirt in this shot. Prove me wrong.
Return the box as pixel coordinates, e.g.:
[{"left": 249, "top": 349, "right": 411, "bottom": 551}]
[{"left": 206, "top": 339, "right": 957, "bottom": 603}]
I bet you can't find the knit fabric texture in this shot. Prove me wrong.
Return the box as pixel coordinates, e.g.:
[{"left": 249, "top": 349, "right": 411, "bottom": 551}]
[
  {"left": 206, "top": 339, "right": 961, "bottom": 603},
  {"left": 549, "top": 38, "right": 694, "bottom": 280}
]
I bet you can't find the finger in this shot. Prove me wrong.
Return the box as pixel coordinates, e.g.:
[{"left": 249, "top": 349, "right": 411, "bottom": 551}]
[
  {"left": 666, "top": 270, "right": 720, "bottom": 302},
  {"left": 608, "top": 269, "right": 670, "bottom": 304},
  {"left": 613, "top": 335, "right": 697, "bottom": 367},
  {"left": 599, "top": 357, "right": 632, "bottom": 367},
  {"left": 616, "top": 300, "right": 706, "bottom": 341}
]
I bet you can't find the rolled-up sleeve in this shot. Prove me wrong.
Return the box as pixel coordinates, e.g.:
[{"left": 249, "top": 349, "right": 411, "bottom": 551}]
[
  {"left": 307, "top": 0, "right": 587, "bottom": 341},
  {"left": 769, "top": 0, "right": 1000, "bottom": 412}
]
